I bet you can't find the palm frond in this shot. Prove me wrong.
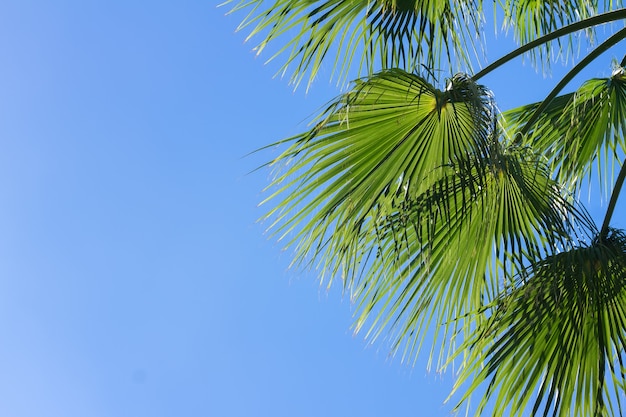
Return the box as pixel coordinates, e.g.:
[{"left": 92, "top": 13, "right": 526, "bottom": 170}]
[
  {"left": 502, "top": 61, "right": 626, "bottom": 192},
  {"left": 454, "top": 228, "right": 626, "bottom": 417},
  {"left": 225, "top": 0, "right": 482, "bottom": 89},
  {"left": 349, "top": 141, "right": 586, "bottom": 368},
  {"left": 262, "top": 69, "right": 493, "bottom": 283},
  {"left": 499, "top": 0, "right": 601, "bottom": 68},
  {"left": 261, "top": 69, "right": 585, "bottom": 366}
]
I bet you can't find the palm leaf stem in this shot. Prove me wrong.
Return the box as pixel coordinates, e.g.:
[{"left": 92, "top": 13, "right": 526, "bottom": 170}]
[
  {"left": 518, "top": 27, "right": 626, "bottom": 138},
  {"left": 472, "top": 8, "right": 626, "bottom": 82},
  {"left": 600, "top": 159, "right": 626, "bottom": 239}
]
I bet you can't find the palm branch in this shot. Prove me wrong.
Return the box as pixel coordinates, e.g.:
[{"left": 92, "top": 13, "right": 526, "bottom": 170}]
[
  {"left": 503, "top": 59, "right": 626, "bottom": 192},
  {"left": 453, "top": 228, "right": 626, "bottom": 417},
  {"left": 261, "top": 69, "right": 588, "bottom": 367}
]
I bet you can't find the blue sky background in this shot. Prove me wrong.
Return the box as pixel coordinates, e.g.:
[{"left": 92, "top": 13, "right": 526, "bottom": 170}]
[{"left": 0, "top": 2, "right": 623, "bottom": 416}]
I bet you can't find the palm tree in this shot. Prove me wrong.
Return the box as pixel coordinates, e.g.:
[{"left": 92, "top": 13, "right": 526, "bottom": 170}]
[{"left": 225, "top": 1, "right": 626, "bottom": 415}]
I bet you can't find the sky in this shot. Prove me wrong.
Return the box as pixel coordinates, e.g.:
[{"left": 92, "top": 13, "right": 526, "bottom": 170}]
[{"left": 0, "top": 2, "right": 624, "bottom": 417}]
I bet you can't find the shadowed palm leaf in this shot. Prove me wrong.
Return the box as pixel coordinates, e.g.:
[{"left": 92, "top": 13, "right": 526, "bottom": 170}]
[
  {"left": 454, "top": 228, "right": 626, "bottom": 417},
  {"left": 350, "top": 141, "right": 584, "bottom": 367}
]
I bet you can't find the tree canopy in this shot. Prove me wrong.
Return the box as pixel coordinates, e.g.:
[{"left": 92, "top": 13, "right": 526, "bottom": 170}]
[{"left": 225, "top": 1, "right": 626, "bottom": 415}]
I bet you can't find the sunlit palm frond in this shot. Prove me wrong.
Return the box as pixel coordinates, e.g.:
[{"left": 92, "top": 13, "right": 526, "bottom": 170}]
[
  {"left": 502, "top": 61, "right": 626, "bottom": 192},
  {"left": 261, "top": 69, "right": 584, "bottom": 366},
  {"left": 225, "top": 0, "right": 482, "bottom": 88},
  {"left": 261, "top": 69, "right": 493, "bottom": 283},
  {"left": 499, "top": 0, "right": 599, "bottom": 68},
  {"left": 454, "top": 228, "right": 626, "bottom": 417}
]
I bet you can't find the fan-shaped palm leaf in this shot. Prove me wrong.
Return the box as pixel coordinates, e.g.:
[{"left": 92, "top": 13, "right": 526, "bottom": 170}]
[
  {"left": 225, "top": 0, "right": 481, "bottom": 88},
  {"left": 454, "top": 228, "right": 626, "bottom": 417},
  {"left": 502, "top": 61, "right": 626, "bottom": 192},
  {"left": 261, "top": 69, "right": 584, "bottom": 365},
  {"left": 262, "top": 70, "right": 493, "bottom": 281},
  {"left": 349, "top": 142, "right": 584, "bottom": 367}
]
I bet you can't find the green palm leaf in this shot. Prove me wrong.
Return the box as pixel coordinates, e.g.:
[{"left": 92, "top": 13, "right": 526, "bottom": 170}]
[
  {"left": 500, "top": 0, "right": 599, "bottom": 68},
  {"left": 502, "top": 61, "right": 626, "bottom": 192},
  {"left": 262, "top": 70, "right": 493, "bottom": 281},
  {"left": 261, "top": 69, "right": 583, "bottom": 366},
  {"left": 454, "top": 228, "right": 626, "bottom": 417},
  {"left": 225, "top": 0, "right": 482, "bottom": 88},
  {"left": 229, "top": 0, "right": 626, "bottom": 411},
  {"left": 350, "top": 142, "right": 583, "bottom": 367}
]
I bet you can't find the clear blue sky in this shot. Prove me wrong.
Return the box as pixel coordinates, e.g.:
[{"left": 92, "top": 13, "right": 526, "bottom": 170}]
[{"left": 0, "top": 2, "right": 623, "bottom": 417}]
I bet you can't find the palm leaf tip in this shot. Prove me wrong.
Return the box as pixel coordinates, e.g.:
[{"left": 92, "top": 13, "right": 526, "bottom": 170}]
[
  {"left": 456, "top": 228, "right": 626, "bottom": 417},
  {"left": 226, "top": 0, "right": 482, "bottom": 88},
  {"left": 501, "top": 0, "right": 599, "bottom": 69}
]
